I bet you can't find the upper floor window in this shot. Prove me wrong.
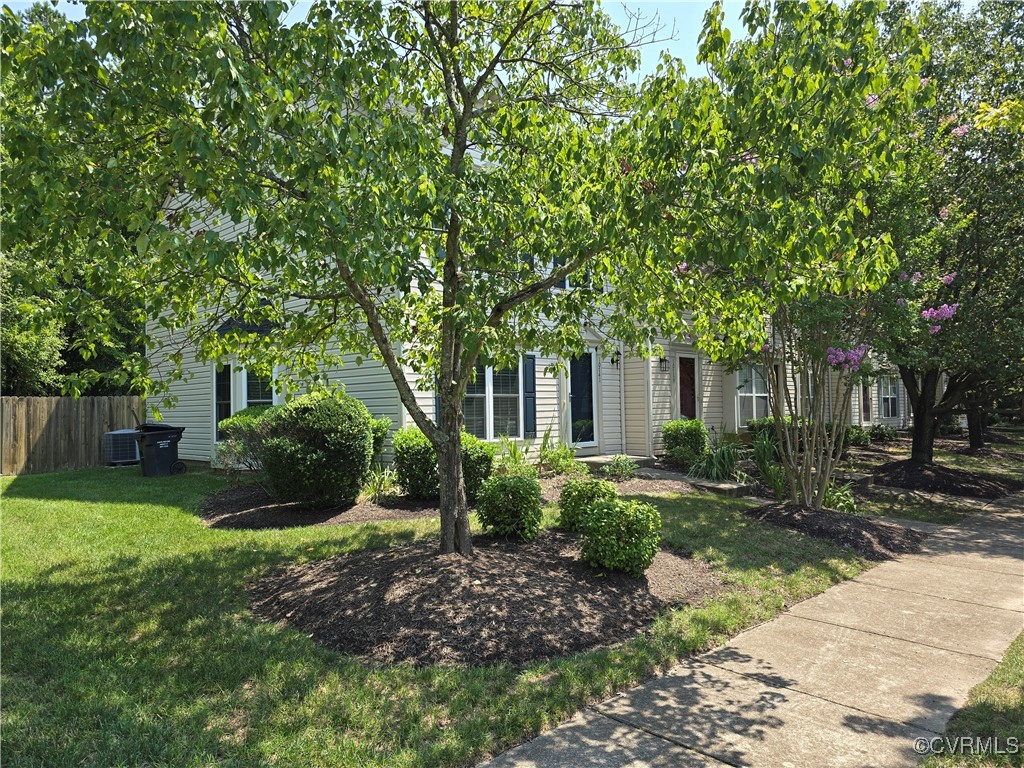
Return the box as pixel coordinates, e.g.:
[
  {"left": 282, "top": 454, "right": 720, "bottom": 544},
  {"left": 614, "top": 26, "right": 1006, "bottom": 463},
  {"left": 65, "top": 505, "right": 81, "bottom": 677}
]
[{"left": 738, "top": 365, "right": 770, "bottom": 423}]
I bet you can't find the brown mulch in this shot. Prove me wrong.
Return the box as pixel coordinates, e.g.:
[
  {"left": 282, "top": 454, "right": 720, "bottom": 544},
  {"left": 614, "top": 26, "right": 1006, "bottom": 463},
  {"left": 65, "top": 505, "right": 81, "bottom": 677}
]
[
  {"left": 202, "top": 476, "right": 695, "bottom": 530},
  {"left": 744, "top": 503, "right": 925, "bottom": 561},
  {"left": 249, "top": 531, "right": 723, "bottom": 667},
  {"left": 199, "top": 485, "right": 441, "bottom": 529},
  {"left": 872, "top": 460, "right": 1024, "bottom": 500},
  {"left": 538, "top": 474, "right": 693, "bottom": 503}
]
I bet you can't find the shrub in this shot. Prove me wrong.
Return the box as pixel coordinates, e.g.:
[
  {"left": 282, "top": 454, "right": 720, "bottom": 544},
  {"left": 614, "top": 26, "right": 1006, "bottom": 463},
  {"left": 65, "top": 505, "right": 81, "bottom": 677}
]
[
  {"left": 580, "top": 499, "right": 661, "bottom": 577},
  {"left": 662, "top": 418, "right": 709, "bottom": 456},
  {"left": 476, "top": 475, "right": 542, "bottom": 540},
  {"left": 361, "top": 465, "right": 399, "bottom": 503},
  {"left": 558, "top": 476, "right": 618, "bottom": 532},
  {"left": 216, "top": 405, "right": 276, "bottom": 473},
  {"left": 495, "top": 435, "right": 538, "bottom": 478},
  {"left": 848, "top": 425, "right": 871, "bottom": 447},
  {"left": 752, "top": 431, "right": 786, "bottom": 500},
  {"left": 690, "top": 434, "right": 741, "bottom": 482},
  {"left": 869, "top": 423, "right": 897, "bottom": 443},
  {"left": 538, "top": 429, "right": 588, "bottom": 476},
  {"left": 601, "top": 454, "right": 638, "bottom": 481},
  {"left": 369, "top": 416, "right": 392, "bottom": 465},
  {"left": 259, "top": 392, "right": 374, "bottom": 507},
  {"left": 391, "top": 427, "right": 496, "bottom": 501},
  {"left": 824, "top": 481, "right": 857, "bottom": 513},
  {"left": 666, "top": 444, "right": 700, "bottom": 471},
  {"left": 824, "top": 422, "right": 854, "bottom": 457},
  {"left": 746, "top": 415, "right": 788, "bottom": 440}
]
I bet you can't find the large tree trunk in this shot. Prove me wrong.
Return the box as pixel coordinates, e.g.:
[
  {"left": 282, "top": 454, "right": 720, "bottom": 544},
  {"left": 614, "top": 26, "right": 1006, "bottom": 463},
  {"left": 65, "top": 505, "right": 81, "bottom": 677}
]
[
  {"left": 967, "top": 406, "right": 985, "bottom": 450},
  {"left": 435, "top": 394, "right": 472, "bottom": 556},
  {"left": 903, "top": 368, "right": 939, "bottom": 464}
]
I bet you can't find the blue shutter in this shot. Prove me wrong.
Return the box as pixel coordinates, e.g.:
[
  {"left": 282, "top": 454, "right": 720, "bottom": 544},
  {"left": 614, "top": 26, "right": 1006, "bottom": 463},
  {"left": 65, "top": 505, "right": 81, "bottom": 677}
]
[{"left": 524, "top": 355, "right": 537, "bottom": 438}]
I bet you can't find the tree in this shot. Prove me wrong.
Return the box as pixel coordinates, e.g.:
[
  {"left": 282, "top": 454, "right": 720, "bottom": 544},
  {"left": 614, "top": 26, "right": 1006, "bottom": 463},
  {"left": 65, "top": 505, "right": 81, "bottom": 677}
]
[
  {"left": 4, "top": 1, "right": 668, "bottom": 555},
  {"left": 865, "top": 0, "right": 1024, "bottom": 462},
  {"left": 1, "top": 2, "right": 145, "bottom": 397},
  {"left": 629, "top": 0, "right": 927, "bottom": 506}
]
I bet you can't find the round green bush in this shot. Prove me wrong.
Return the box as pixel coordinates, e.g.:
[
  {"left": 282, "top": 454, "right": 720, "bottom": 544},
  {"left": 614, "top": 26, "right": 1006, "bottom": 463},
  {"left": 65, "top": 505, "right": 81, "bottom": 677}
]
[
  {"left": 661, "top": 418, "right": 708, "bottom": 457},
  {"left": 392, "top": 427, "right": 495, "bottom": 501},
  {"left": 580, "top": 499, "right": 661, "bottom": 577},
  {"left": 217, "top": 404, "right": 277, "bottom": 472},
  {"left": 258, "top": 391, "right": 373, "bottom": 508},
  {"left": 476, "top": 475, "right": 542, "bottom": 541},
  {"left": 558, "top": 477, "right": 618, "bottom": 531},
  {"left": 369, "top": 416, "right": 393, "bottom": 465}
]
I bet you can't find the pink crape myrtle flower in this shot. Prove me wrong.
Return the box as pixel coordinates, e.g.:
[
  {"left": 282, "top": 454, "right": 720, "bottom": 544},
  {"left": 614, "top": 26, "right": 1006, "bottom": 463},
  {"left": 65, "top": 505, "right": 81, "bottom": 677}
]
[
  {"left": 929, "top": 325, "right": 942, "bottom": 334},
  {"left": 921, "top": 303, "right": 958, "bottom": 322},
  {"left": 899, "top": 272, "right": 909, "bottom": 281},
  {"left": 826, "top": 343, "right": 870, "bottom": 372},
  {"left": 896, "top": 298, "right": 906, "bottom": 306},
  {"left": 939, "top": 207, "right": 949, "bottom": 219},
  {"left": 951, "top": 124, "right": 971, "bottom": 138},
  {"left": 866, "top": 93, "right": 880, "bottom": 109},
  {"left": 911, "top": 271, "right": 922, "bottom": 285},
  {"left": 940, "top": 271, "right": 957, "bottom": 285},
  {"left": 675, "top": 262, "right": 689, "bottom": 273}
]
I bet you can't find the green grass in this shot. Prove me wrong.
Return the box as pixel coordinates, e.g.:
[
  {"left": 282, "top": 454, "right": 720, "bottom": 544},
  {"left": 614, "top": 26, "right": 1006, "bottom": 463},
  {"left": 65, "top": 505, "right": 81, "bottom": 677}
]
[
  {"left": 2, "top": 468, "right": 871, "bottom": 767},
  {"left": 923, "top": 630, "right": 1024, "bottom": 767},
  {"left": 853, "top": 488, "right": 976, "bottom": 526}
]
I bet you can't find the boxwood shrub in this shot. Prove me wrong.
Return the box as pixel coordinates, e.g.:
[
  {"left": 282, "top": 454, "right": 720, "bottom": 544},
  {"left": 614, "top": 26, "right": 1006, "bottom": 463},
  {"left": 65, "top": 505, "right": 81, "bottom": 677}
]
[
  {"left": 661, "top": 418, "right": 709, "bottom": 456},
  {"left": 580, "top": 499, "right": 662, "bottom": 577},
  {"left": 558, "top": 477, "right": 618, "bottom": 532},
  {"left": 369, "top": 416, "right": 392, "bottom": 464},
  {"left": 392, "top": 427, "right": 495, "bottom": 502},
  {"left": 259, "top": 391, "right": 374, "bottom": 507},
  {"left": 476, "top": 475, "right": 542, "bottom": 541}
]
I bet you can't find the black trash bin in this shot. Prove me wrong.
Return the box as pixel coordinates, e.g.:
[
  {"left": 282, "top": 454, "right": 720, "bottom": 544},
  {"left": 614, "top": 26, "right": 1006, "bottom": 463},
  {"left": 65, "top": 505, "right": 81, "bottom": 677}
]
[{"left": 134, "top": 423, "right": 187, "bottom": 477}]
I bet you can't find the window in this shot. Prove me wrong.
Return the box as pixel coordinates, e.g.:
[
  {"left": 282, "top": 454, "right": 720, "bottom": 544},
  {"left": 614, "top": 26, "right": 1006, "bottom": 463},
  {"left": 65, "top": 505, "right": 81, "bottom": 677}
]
[
  {"left": 455, "top": 361, "right": 523, "bottom": 441},
  {"left": 246, "top": 371, "right": 274, "bottom": 408},
  {"left": 492, "top": 364, "right": 520, "bottom": 437},
  {"left": 215, "top": 365, "right": 232, "bottom": 440},
  {"left": 738, "top": 366, "right": 770, "bottom": 423},
  {"left": 880, "top": 376, "right": 900, "bottom": 418},
  {"left": 464, "top": 364, "right": 488, "bottom": 439}
]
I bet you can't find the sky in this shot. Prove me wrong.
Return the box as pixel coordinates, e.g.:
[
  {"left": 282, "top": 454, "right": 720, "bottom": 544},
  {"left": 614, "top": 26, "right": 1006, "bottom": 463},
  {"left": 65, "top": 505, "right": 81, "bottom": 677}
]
[{"left": 8, "top": 0, "right": 747, "bottom": 79}]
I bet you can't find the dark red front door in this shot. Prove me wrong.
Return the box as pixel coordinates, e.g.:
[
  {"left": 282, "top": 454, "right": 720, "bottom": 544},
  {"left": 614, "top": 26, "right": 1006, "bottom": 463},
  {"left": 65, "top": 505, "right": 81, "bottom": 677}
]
[{"left": 679, "top": 357, "right": 697, "bottom": 419}]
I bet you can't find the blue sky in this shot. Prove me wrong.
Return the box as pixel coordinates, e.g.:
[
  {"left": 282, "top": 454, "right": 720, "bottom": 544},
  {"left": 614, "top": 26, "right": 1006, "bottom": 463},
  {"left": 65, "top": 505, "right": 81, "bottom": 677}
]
[{"left": 9, "top": 1, "right": 746, "bottom": 79}]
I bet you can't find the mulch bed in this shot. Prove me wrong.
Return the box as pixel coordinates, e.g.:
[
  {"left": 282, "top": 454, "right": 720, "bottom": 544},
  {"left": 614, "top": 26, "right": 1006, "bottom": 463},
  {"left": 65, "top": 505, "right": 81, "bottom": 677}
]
[
  {"left": 202, "top": 476, "right": 695, "bottom": 530},
  {"left": 249, "top": 531, "right": 723, "bottom": 667},
  {"left": 744, "top": 503, "right": 925, "bottom": 560},
  {"left": 199, "top": 485, "right": 441, "bottom": 529},
  {"left": 872, "top": 459, "right": 1024, "bottom": 500}
]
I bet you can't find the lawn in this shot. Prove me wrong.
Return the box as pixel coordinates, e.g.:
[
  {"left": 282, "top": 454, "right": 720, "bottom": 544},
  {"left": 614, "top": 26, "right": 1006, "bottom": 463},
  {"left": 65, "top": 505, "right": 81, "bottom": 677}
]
[
  {"left": 923, "top": 630, "right": 1024, "bottom": 767},
  {"left": 853, "top": 487, "right": 978, "bottom": 526},
  {"left": 2, "top": 467, "right": 869, "bottom": 768}
]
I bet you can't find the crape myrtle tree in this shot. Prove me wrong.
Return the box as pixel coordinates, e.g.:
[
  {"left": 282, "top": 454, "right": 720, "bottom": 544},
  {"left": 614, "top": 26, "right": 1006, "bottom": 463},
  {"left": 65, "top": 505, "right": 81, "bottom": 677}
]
[
  {"left": 628, "top": 1, "right": 927, "bottom": 507},
  {"left": 864, "top": 0, "right": 1024, "bottom": 462},
  {"left": 3, "top": 1, "right": 678, "bottom": 555}
]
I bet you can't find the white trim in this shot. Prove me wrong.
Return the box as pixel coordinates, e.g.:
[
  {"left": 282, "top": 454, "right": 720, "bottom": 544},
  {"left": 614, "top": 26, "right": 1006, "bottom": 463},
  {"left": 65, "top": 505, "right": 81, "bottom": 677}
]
[{"left": 465, "top": 358, "right": 525, "bottom": 442}]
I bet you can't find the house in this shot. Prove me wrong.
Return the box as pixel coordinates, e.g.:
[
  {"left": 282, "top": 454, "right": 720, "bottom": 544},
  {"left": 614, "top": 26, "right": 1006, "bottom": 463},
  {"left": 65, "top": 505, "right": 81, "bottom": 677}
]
[{"left": 148, "top": 315, "right": 913, "bottom": 465}]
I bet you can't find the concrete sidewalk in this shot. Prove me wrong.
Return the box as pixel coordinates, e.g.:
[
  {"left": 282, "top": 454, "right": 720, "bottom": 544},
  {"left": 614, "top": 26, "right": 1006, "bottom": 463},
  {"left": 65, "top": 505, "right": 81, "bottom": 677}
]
[{"left": 483, "top": 494, "right": 1024, "bottom": 768}]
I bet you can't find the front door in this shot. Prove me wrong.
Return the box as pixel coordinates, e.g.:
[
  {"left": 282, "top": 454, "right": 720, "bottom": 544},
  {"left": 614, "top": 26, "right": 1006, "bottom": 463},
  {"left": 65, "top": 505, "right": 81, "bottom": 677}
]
[
  {"left": 569, "top": 352, "right": 597, "bottom": 445},
  {"left": 679, "top": 357, "right": 697, "bottom": 419}
]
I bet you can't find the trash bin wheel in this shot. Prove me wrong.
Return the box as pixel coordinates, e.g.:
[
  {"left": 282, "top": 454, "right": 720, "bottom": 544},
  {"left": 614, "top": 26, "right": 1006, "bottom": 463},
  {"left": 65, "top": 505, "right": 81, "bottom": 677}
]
[{"left": 170, "top": 461, "right": 187, "bottom": 475}]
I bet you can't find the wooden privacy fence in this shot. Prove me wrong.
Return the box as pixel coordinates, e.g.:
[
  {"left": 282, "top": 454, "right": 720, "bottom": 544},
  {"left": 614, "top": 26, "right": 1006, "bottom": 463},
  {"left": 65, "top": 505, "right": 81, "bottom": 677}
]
[{"left": 1, "top": 396, "right": 145, "bottom": 476}]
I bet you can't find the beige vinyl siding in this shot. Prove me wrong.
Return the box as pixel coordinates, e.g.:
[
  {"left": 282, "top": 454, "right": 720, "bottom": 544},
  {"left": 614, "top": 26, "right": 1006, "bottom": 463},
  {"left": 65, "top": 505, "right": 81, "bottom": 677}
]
[
  {"left": 145, "top": 326, "right": 215, "bottom": 462},
  {"left": 623, "top": 356, "right": 649, "bottom": 456},
  {"left": 650, "top": 355, "right": 673, "bottom": 455},
  {"left": 700, "top": 361, "right": 725, "bottom": 429},
  {"left": 598, "top": 354, "right": 622, "bottom": 453}
]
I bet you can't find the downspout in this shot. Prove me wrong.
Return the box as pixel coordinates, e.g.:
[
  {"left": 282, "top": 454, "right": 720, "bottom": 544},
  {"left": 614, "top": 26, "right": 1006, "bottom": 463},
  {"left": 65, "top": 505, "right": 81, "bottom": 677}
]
[
  {"left": 646, "top": 341, "right": 654, "bottom": 458},
  {"left": 618, "top": 341, "right": 626, "bottom": 455}
]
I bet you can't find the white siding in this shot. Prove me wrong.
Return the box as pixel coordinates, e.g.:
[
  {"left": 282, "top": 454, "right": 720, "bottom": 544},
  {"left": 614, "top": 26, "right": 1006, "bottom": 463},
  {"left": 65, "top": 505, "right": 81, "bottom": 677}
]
[{"left": 700, "top": 361, "right": 725, "bottom": 429}]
